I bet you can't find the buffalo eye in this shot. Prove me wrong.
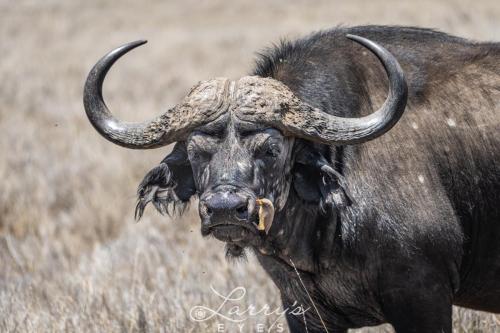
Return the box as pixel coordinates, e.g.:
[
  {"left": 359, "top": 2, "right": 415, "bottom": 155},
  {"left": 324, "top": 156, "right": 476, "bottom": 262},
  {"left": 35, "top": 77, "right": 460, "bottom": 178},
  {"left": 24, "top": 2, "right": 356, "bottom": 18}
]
[
  {"left": 265, "top": 143, "right": 281, "bottom": 157},
  {"left": 255, "top": 140, "right": 282, "bottom": 160},
  {"left": 188, "top": 146, "right": 212, "bottom": 162},
  {"left": 187, "top": 133, "right": 219, "bottom": 162},
  {"left": 190, "top": 151, "right": 208, "bottom": 163}
]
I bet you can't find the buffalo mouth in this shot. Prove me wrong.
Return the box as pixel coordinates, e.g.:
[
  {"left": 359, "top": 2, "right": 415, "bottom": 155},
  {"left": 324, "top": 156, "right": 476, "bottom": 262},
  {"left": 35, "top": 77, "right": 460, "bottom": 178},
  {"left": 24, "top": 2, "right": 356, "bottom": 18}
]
[
  {"left": 201, "top": 219, "right": 260, "bottom": 243},
  {"left": 200, "top": 196, "right": 276, "bottom": 243}
]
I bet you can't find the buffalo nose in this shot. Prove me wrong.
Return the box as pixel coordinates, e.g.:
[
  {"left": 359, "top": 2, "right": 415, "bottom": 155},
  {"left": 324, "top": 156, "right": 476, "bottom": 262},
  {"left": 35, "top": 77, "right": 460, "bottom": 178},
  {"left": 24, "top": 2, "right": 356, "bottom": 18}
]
[{"left": 199, "top": 191, "right": 250, "bottom": 222}]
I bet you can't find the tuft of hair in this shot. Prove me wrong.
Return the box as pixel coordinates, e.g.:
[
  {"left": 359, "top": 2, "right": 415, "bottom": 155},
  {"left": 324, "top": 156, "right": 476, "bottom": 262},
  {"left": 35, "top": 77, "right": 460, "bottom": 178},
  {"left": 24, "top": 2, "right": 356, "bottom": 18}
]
[
  {"left": 253, "top": 39, "right": 296, "bottom": 78},
  {"left": 225, "top": 243, "right": 248, "bottom": 262},
  {"left": 252, "top": 28, "right": 335, "bottom": 79}
]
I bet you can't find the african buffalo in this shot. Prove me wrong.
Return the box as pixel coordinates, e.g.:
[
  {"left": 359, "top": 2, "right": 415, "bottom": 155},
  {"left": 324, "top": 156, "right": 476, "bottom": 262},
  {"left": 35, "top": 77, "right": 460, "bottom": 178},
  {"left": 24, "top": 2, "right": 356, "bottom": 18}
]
[{"left": 84, "top": 26, "right": 500, "bottom": 332}]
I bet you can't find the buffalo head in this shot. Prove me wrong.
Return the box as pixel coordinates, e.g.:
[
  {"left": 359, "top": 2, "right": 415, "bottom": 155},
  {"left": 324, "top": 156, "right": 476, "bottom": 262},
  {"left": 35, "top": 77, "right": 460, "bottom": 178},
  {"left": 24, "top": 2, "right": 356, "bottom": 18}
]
[{"left": 83, "top": 35, "right": 407, "bottom": 255}]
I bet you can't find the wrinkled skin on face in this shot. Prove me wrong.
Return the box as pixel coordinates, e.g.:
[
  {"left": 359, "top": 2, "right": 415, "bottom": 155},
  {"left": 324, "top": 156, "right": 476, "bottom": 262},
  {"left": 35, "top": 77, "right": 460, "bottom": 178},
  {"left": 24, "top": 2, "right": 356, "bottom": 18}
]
[{"left": 187, "top": 113, "right": 294, "bottom": 249}]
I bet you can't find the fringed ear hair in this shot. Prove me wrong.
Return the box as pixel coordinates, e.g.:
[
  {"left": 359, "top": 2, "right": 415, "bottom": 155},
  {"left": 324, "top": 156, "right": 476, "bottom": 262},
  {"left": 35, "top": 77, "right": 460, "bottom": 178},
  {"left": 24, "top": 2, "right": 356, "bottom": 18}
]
[
  {"left": 136, "top": 163, "right": 182, "bottom": 219},
  {"left": 135, "top": 142, "right": 197, "bottom": 220}
]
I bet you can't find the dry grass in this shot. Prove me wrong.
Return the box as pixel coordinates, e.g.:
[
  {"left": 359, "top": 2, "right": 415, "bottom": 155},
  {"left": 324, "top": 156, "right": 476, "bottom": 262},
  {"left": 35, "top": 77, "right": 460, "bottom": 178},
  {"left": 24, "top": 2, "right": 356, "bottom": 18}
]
[{"left": 0, "top": 0, "right": 499, "bottom": 332}]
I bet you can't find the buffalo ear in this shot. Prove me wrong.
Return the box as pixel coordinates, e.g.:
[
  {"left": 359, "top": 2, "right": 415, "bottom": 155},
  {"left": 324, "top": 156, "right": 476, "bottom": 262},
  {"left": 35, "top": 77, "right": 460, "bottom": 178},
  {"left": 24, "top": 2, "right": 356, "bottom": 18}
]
[
  {"left": 292, "top": 142, "right": 352, "bottom": 210},
  {"left": 135, "top": 142, "right": 196, "bottom": 219},
  {"left": 292, "top": 142, "right": 325, "bottom": 203},
  {"left": 292, "top": 163, "right": 322, "bottom": 203},
  {"left": 162, "top": 142, "right": 196, "bottom": 201}
]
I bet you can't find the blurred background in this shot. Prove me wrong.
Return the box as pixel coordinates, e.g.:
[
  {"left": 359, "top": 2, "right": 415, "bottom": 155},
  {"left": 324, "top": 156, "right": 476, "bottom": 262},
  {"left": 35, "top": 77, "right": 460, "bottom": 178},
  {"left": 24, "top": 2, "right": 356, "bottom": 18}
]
[{"left": 0, "top": 0, "right": 499, "bottom": 332}]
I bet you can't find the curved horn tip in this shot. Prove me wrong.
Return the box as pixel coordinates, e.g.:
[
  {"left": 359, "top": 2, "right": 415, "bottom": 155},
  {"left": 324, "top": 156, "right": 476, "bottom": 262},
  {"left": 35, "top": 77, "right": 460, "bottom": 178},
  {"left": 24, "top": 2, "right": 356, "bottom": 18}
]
[
  {"left": 116, "top": 40, "right": 148, "bottom": 53},
  {"left": 131, "top": 39, "right": 148, "bottom": 46}
]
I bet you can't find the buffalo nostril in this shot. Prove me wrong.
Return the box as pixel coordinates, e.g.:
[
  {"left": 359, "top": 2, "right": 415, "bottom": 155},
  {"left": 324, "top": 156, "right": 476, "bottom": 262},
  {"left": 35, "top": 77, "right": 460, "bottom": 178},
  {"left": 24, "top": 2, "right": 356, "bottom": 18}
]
[{"left": 235, "top": 204, "right": 248, "bottom": 220}]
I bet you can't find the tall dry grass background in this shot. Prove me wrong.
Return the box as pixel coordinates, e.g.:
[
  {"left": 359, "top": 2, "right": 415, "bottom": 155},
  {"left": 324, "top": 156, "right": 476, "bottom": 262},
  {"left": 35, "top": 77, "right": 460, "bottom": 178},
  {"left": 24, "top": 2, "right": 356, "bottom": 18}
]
[{"left": 0, "top": 0, "right": 499, "bottom": 332}]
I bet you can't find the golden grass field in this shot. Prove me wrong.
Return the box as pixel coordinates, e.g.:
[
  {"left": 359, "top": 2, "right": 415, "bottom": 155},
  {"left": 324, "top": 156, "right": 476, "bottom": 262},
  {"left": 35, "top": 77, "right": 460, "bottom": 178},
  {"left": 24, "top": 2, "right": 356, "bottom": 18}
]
[{"left": 0, "top": 0, "right": 499, "bottom": 332}]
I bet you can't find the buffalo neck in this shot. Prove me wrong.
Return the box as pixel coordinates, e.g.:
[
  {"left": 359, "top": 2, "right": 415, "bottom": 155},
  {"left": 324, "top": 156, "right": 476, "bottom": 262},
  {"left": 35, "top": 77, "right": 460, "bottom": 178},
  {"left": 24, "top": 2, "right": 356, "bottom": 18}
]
[{"left": 253, "top": 191, "right": 342, "bottom": 274}]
